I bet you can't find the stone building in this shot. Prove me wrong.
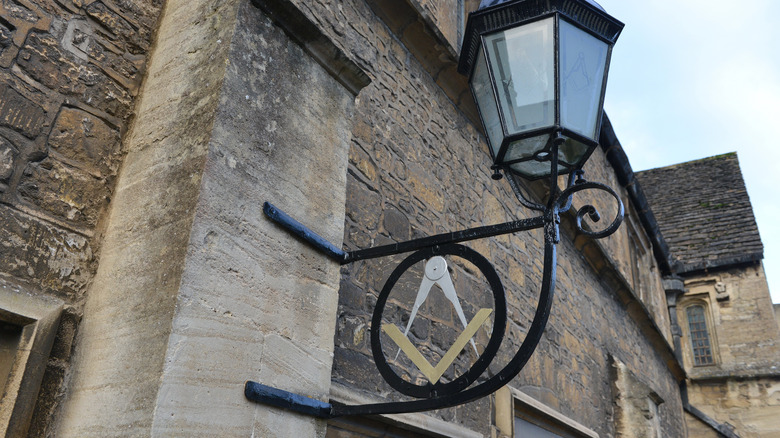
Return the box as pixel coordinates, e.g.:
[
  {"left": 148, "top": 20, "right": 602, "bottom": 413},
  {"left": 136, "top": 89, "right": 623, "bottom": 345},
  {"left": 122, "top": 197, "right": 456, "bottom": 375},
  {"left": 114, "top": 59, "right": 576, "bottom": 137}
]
[
  {"left": 638, "top": 154, "right": 780, "bottom": 437},
  {"left": 0, "top": 0, "right": 775, "bottom": 437}
]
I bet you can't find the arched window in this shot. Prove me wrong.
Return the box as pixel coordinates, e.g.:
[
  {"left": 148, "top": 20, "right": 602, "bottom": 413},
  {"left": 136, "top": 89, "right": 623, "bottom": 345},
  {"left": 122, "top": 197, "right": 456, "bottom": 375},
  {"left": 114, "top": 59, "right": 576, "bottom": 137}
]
[{"left": 686, "top": 305, "right": 714, "bottom": 366}]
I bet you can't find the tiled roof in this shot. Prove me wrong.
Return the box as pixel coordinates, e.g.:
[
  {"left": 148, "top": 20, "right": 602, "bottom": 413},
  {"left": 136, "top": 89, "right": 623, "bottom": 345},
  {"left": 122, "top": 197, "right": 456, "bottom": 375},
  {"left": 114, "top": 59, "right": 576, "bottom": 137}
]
[{"left": 635, "top": 153, "right": 763, "bottom": 273}]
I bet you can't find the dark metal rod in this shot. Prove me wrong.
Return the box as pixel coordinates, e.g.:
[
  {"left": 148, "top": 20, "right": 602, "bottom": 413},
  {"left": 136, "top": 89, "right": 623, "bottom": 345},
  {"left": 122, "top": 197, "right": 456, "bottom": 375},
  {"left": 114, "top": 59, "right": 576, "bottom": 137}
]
[
  {"left": 244, "top": 219, "right": 558, "bottom": 419},
  {"left": 343, "top": 216, "right": 546, "bottom": 264},
  {"left": 263, "top": 202, "right": 346, "bottom": 262},
  {"left": 244, "top": 381, "right": 332, "bottom": 418},
  {"left": 328, "top": 227, "right": 558, "bottom": 417},
  {"left": 547, "top": 132, "right": 561, "bottom": 211},
  {"left": 265, "top": 201, "right": 546, "bottom": 265}
]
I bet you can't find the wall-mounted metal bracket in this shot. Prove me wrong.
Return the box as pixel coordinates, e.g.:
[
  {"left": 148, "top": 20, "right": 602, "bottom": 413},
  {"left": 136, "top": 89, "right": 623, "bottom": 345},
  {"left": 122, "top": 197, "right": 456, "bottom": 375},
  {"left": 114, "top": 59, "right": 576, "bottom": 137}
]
[{"left": 246, "top": 145, "right": 624, "bottom": 418}]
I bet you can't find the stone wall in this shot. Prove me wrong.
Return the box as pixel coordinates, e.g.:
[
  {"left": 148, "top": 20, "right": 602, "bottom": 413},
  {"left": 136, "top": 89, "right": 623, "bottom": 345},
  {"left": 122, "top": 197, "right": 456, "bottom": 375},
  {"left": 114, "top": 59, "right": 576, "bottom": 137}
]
[
  {"left": 148, "top": 2, "right": 360, "bottom": 435},
  {"left": 679, "top": 264, "right": 780, "bottom": 436},
  {"left": 0, "top": 0, "right": 691, "bottom": 436},
  {"left": 687, "top": 378, "right": 780, "bottom": 437},
  {"left": 55, "top": 0, "right": 243, "bottom": 432},
  {"left": 575, "top": 150, "right": 672, "bottom": 345},
  {"left": 278, "top": 0, "right": 688, "bottom": 436},
  {"left": 685, "top": 411, "right": 722, "bottom": 438},
  {"left": 680, "top": 264, "right": 780, "bottom": 378},
  {"left": 0, "top": 0, "right": 164, "bottom": 435},
  {"left": 354, "top": 0, "right": 674, "bottom": 347},
  {"left": 54, "top": 0, "right": 369, "bottom": 435}
]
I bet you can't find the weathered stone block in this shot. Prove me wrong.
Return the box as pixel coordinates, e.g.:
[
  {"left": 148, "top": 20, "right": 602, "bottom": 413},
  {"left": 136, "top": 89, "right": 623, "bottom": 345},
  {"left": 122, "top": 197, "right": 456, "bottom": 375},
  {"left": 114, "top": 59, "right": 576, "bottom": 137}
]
[
  {"left": 17, "top": 32, "right": 132, "bottom": 118},
  {"left": 0, "top": 205, "right": 93, "bottom": 298},
  {"left": 0, "top": 85, "right": 46, "bottom": 138},
  {"left": 336, "top": 313, "right": 368, "bottom": 350},
  {"left": 0, "top": 0, "right": 52, "bottom": 66},
  {"left": 382, "top": 204, "right": 410, "bottom": 241},
  {"left": 0, "top": 19, "right": 13, "bottom": 53},
  {"left": 18, "top": 158, "right": 110, "bottom": 228},
  {"left": 0, "top": 136, "right": 15, "bottom": 181},
  {"left": 346, "top": 176, "right": 381, "bottom": 230},
  {"left": 430, "top": 319, "right": 458, "bottom": 351},
  {"left": 61, "top": 18, "right": 91, "bottom": 61},
  {"left": 101, "top": 0, "right": 163, "bottom": 32},
  {"left": 47, "top": 305, "right": 81, "bottom": 362},
  {"left": 338, "top": 280, "right": 366, "bottom": 314},
  {"left": 47, "top": 107, "right": 121, "bottom": 177},
  {"left": 86, "top": 38, "right": 143, "bottom": 91},
  {"left": 24, "top": 362, "right": 66, "bottom": 438},
  {"left": 2, "top": 1, "right": 39, "bottom": 24},
  {"left": 59, "top": 16, "right": 144, "bottom": 94},
  {"left": 85, "top": 2, "right": 146, "bottom": 54},
  {"left": 412, "top": 0, "right": 458, "bottom": 52},
  {"left": 332, "top": 347, "right": 387, "bottom": 394}
]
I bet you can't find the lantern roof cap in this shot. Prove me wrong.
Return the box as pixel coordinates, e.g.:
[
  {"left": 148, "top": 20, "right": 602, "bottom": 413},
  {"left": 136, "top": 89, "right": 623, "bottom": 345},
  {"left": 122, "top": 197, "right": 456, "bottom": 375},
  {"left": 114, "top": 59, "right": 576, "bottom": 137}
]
[
  {"left": 479, "top": 0, "right": 605, "bottom": 12},
  {"left": 459, "top": 0, "right": 623, "bottom": 76}
]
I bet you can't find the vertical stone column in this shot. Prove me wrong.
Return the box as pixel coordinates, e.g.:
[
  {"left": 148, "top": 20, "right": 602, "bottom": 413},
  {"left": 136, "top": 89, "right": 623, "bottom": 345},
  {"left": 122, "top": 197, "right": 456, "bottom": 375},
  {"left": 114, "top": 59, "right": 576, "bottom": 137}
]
[
  {"left": 57, "top": 0, "right": 367, "bottom": 436},
  {"left": 149, "top": 1, "right": 368, "bottom": 435},
  {"left": 56, "top": 0, "right": 245, "bottom": 434}
]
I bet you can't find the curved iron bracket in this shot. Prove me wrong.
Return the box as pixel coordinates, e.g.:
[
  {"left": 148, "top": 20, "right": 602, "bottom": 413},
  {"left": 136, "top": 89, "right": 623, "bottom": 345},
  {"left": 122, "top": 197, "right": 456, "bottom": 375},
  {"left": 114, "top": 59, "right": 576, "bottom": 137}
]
[{"left": 246, "top": 143, "right": 624, "bottom": 418}]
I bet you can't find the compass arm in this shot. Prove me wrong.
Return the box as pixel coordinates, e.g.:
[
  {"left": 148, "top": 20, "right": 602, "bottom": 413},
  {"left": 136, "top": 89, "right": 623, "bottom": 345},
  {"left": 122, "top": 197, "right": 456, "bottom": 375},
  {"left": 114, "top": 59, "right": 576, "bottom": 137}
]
[
  {"left": 395, "top": 277, "right": 434, "bottom": 360},
  {"left": 438, "top": 272, "right": 479, "bottom": 355}
]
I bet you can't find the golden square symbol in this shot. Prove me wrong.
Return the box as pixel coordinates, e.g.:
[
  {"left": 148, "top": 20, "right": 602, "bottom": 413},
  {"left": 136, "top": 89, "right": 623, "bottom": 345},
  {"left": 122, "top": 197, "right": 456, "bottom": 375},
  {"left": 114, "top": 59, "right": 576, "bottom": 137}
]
[{"left": 382, "top": 308, "right": 492, "bottom": 384}]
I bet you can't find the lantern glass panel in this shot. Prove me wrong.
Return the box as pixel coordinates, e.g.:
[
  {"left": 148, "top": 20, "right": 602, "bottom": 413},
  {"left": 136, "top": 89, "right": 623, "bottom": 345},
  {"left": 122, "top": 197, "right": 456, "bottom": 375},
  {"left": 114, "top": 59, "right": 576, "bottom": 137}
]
[
  {"left": 503, "top": 134, "right": 550, "bottom": 162},
  {"left": 510, "top": 160, "right": 566, "bottom": 178},
  {"left": 559, "top": 20, "right": 609, "bottom": 140},
  {"left": 472, "top": 46, "right": 504, "bottom": 157},
  {"left": 559, "top": 137, "right": 591, "bottom": 166},
  {"left": 484, "top": 18, "right": 555, "bottom": 139}
]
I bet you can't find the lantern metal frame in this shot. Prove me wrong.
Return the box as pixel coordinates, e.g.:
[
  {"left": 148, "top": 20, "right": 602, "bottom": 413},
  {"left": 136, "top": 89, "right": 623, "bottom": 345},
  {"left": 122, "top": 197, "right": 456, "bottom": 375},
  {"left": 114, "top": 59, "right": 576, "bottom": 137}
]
[{"left": 459, "top": 0, "right": 624, "bottom": 180}]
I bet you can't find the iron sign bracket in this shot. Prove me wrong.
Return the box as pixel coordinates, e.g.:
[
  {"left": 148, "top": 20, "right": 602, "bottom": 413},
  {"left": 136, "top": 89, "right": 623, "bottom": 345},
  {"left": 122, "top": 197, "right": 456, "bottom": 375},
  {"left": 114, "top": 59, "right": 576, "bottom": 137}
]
[{"left": 245, "top": 143, "right": 624, "bottom": 418}]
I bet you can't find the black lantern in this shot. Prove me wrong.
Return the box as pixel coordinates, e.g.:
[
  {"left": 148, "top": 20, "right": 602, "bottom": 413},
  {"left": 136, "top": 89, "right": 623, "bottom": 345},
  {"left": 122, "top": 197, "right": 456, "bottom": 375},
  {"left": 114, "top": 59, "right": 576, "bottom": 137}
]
[{"left": 459, "top": 0, "right": 623, "bottom": 180}]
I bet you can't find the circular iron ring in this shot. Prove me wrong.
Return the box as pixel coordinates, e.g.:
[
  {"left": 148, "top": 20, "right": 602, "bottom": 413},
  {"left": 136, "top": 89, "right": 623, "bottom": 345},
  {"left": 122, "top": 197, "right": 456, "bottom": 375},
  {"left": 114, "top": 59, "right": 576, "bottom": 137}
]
[{"left": 370, "top": 244, "right": 507, "bottom": 399}]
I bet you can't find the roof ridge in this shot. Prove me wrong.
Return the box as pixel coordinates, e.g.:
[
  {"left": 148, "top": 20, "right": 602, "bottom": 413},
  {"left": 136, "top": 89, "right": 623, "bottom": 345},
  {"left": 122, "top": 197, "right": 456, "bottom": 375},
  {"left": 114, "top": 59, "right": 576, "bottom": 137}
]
[{"left": 636, "top": 152, "right": 739, "bottom": 174}]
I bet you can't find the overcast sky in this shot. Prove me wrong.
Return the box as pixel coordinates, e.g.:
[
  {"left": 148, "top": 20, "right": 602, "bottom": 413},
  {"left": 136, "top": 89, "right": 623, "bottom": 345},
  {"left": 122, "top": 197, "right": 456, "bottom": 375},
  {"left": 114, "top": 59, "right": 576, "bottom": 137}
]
[{"left": 596, "top": 0, "right": 780, "bottom": 304}]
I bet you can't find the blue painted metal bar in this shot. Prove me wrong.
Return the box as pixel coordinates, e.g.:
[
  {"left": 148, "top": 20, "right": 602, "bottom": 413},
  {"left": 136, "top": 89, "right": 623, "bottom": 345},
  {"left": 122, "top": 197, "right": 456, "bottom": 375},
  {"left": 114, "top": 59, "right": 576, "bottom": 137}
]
[
  {"left": 263, "top": 202, "right": 346, "bottom": 262},
  {"left": 244, "top": 381, "right": 333, "bottom": 418}
]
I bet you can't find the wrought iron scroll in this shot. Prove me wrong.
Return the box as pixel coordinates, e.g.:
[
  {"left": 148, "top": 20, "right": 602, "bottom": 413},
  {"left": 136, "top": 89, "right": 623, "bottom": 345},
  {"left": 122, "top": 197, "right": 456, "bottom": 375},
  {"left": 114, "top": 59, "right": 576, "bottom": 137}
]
[
  {"left": 556, "top": 180, "right": 625, "bottom": 239},
  {"left": 245, "top": 143, "right": 624, "bottom": 419}
]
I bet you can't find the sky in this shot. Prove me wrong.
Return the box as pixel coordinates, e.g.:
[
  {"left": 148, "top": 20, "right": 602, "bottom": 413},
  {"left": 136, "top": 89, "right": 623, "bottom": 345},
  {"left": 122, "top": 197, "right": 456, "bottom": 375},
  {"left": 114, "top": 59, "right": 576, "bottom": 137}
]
[{"left": 595, "top": 0, "right": 780, "bottom": 304}]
